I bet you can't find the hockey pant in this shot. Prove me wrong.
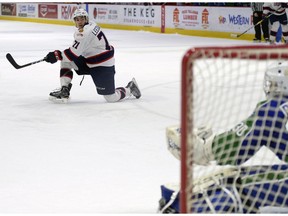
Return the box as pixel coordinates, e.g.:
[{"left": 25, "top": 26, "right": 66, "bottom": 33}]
[{"left": 269, "top": 13, "right": 288, "bottom": 42}]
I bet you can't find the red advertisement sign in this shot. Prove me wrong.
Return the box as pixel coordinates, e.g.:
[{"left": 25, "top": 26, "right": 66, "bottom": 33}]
[{"left": 38, "top": 4, "right": 57, "bottom": 18}]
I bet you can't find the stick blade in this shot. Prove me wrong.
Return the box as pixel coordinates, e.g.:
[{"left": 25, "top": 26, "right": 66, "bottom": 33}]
[
  {"left": 6, "top": 53, "right": 45, "bottom": 70},
  {"left": 230, "top": 33, "right": 239, "bottom": 38},
  {"left": 6, "top": 53, "right": 21, "bottom": 69}
]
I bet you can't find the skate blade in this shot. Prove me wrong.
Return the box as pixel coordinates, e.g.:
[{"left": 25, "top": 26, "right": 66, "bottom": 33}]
[{"left": 49, "top": 96, "right": 70, "bottom": 104}]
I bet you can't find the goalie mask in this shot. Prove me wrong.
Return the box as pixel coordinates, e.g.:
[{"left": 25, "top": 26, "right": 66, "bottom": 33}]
[
  {"left": 264, "top": 62, "right": 288, "bottom": 96},
  {"left": 72, "top": 8, "right": 89, "bottom": 26}
]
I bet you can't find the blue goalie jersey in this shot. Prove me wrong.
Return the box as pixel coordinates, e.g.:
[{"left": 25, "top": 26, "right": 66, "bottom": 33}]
[{"left": 213, "top": 95, "right": 288, "bottom": 166}]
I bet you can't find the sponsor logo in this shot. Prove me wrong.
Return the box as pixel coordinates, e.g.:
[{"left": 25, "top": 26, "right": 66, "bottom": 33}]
[
  {"left": 228, "top": 14, "right": 249, "bottom": 25},
  {"left": 28, "top": 4, "right": 35, "bottom": 14},
  {"left": 1, "top": 3, "right": 16, "bottom": 16},
  {"left": 40, "top": 4, "right": 48, "bottom": 17},
  {"left": 93, "top": 7, "right": 97, "bottom": 19},
  {"left": 173, "top": 8, "right": 179, "bottom": 26},
  {"left": 18, "top": 4, "right": 35, "bottom": 17},
  {"left": 123, "top": 6, "right": 155, "bottom": 25},
  {"left": 123, "top": 7, "right": 155, "bottom": 18},
  {"left": 19, "top": 5, "right": 27, "bottom": 13},
  {"left": 93, "top": 7, "right": 108, "bottom": 20},
  {"left": 61, "top": 5, "right": 77, "bottom": 20},
  {"left": 201, "top": 8, "right": 209, "bottom": 29},
  {"left": 38, "top": 4, "right": 57, "bottom": 18},
  {"left": 219, "top": 16, "right": 226, "bottom": 24}
]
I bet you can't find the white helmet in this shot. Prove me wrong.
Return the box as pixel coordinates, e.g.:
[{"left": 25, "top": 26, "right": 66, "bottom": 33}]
[
  {"left": 72, "top": 8, "right": 89, "bottom": 22},
  {"left": 264, "top": 61, "right": 288, "bottom": 96}
]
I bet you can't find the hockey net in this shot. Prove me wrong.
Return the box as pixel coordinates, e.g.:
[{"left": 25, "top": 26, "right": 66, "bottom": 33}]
[{"left": 180, "top": 45, "right": 288, "bottom": 213}]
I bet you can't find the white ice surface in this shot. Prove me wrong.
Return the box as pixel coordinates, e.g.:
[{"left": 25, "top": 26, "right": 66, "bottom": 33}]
[{"left": 0, "top": 20, "right": 252, "bottom": 213}]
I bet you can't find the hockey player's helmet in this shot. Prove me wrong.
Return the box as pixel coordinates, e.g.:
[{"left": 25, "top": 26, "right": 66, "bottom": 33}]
[
  {"left": 72, "top": 8, "right": 89, "bottom": 23},
  {"left": 264, "top": 62, "right": 288, "bottom": 96}
]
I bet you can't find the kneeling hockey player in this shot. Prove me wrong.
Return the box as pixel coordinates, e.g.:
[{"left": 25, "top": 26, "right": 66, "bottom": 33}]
[
  {"left": 44, "top": 8, "right": 141, "bottom": 103},
  {"left": 160, "top": 62, "right": 288, "bottom": 213}
]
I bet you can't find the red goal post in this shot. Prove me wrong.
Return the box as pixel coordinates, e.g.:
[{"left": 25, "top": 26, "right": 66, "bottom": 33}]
[{"left": 180, "top": 45, "right": 288, "bottom": 213}]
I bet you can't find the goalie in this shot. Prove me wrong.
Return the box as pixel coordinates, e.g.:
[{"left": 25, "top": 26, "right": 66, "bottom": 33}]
[{"left": 160, "top": 61, "right": 288, "bottom": 213}]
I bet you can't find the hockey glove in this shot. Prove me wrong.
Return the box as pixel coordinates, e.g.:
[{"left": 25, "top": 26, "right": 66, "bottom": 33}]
[
  {"left": 74, "top": 55, "right": 90, "bottom": 74},
  {"left": 262, "top": 13, "right": 270, "bottom": 20},
  {"left": 45, "top": 50, "right": 62, "bottom": 64},
  {"left": 192, "top": 126, "right": 215, "bottom": 165},
  {"left": 166, "top": 125, "right": 181, "bottom": 160},
  {"left": 281, "top": 3, "right": 288, "bottom": 8}
]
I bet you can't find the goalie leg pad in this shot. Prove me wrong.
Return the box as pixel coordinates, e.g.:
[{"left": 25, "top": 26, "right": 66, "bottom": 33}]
[
  {"left": 159, "top": 167, "right": 241, "bottom": 213},
  {"left": 158, "top": 184, "right": 179, "bottom": 213},
  {"left": 159, "top": 179, "right": 239, "bottom": 213}
]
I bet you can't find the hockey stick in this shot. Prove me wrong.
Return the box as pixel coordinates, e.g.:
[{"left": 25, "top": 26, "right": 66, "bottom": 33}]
[
  {"left": 6, "top": 53, "right": 46, "bottom": 69},
  {"left": 231, "top": 13, "right": 272, "bottom": 38}
]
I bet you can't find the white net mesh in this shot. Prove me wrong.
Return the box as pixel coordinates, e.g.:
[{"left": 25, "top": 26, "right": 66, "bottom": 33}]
[{"left": 181, "top": 45, "right": 288, "bottom": 213}]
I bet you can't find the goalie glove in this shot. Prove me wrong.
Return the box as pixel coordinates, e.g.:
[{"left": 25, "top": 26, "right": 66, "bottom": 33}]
[
  {"left": 166, "top": 126, "right": 181, "bottom": 160},
  {"left": 192, "top": 126, "right": 215, "bottom": 165}
]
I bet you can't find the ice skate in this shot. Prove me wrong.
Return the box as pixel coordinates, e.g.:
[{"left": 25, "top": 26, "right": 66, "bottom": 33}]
[
  {"left": 253, "top": 38, "right": 261, "bottom": 43},
  {"left": 49, "top": 83, "right": 72, "bottom": 103},
  {"left": 269, "top": 40, "right": 275, "bottom": 45},
  {"left": 126, "top": 78, "right": 141, "bottom": 99}
]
